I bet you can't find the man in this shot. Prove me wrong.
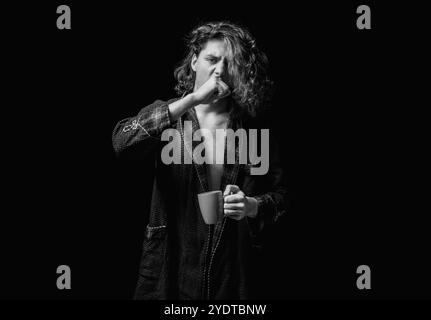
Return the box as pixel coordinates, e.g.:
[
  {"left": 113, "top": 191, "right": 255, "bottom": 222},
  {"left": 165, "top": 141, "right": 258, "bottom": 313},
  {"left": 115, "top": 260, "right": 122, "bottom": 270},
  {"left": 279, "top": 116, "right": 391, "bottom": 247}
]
[{"left": 112, "top": 21, "right": 287, "bottom": 299}]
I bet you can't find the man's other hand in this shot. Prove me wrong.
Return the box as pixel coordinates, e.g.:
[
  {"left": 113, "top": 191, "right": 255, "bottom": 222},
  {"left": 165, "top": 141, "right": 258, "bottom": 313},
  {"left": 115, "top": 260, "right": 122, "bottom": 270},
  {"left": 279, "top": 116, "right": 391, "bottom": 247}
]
[{"left": 223, "top": 184, "right": 258, "bottom": 221}]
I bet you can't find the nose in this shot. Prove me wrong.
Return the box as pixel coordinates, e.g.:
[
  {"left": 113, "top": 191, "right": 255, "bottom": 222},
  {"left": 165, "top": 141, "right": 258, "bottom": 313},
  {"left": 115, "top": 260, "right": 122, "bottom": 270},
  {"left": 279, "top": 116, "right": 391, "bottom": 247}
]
[{"left": 214, "top": 59, "right": 226, "bottom": 77}]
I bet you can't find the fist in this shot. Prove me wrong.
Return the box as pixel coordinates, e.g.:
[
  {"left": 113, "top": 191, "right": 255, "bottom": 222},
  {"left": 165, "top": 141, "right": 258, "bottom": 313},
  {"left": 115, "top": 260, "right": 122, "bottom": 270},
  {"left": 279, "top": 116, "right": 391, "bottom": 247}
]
[
  {"left": 192, "top": 73, "right": 231, "bottom": 105},
  {"left": 223, "top": 184, "right": 258, "bottom": 221}
]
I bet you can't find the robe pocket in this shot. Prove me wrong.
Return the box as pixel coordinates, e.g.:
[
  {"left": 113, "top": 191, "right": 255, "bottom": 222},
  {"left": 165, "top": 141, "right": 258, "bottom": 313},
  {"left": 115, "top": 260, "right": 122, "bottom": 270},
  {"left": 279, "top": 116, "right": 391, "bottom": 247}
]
[
  {"left": 135, "top": 224, "right": 168, "bottom": 298},
  {"left": 140, "top": 225, "right": 167, "bottom": 272}
]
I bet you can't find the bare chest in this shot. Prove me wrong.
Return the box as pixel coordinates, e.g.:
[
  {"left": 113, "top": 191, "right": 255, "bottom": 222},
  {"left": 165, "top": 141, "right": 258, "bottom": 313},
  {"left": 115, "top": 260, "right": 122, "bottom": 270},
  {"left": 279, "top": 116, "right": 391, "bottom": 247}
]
[{"left": 198, "top": 117, "right": 227, "bottom": 191}]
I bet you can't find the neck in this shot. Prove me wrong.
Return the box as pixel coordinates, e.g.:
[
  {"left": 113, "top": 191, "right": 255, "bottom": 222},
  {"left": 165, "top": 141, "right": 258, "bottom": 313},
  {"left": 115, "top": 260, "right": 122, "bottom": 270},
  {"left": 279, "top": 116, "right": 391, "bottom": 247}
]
[{"left": 195, "top": 99, "right": 229, "bottom": 116}]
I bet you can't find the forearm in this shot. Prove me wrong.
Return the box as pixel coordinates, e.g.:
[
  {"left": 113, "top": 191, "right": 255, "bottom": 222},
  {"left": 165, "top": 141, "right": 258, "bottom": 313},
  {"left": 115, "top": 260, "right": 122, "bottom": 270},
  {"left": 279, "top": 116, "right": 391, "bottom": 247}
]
[
  {"left": 168, "top": 93, "right": 197, "bottom": 122},
  {"left": 247, "top": 190, "right": 287, "bottom": 237},
  {"left": 112, "top": 100, "right": 173, "bottom": 156}
]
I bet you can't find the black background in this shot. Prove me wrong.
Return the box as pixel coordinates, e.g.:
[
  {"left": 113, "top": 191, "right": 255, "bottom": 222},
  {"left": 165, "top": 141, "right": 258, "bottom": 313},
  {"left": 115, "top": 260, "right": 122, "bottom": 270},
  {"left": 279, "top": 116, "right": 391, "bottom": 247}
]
[{"left": 1, "top": 1, "right": 429, "bottom": 300}]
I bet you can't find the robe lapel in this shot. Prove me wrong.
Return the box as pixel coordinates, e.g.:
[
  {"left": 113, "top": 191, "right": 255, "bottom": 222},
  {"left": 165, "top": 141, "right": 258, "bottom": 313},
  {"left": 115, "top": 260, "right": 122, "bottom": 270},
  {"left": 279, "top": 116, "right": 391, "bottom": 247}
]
[
  {"left": 211, "top": 117, "right": 243, "bottom": 252},
  {"left": 181, "top": 107, "right": 210, "bottom": 193}
]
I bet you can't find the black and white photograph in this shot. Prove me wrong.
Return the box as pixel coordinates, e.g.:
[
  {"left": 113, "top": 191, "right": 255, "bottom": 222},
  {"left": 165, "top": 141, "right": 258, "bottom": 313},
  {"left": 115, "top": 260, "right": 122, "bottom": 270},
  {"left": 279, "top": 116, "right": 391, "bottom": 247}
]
[{"left": 1, "top": 0, "right": 429, "bottom": 313}]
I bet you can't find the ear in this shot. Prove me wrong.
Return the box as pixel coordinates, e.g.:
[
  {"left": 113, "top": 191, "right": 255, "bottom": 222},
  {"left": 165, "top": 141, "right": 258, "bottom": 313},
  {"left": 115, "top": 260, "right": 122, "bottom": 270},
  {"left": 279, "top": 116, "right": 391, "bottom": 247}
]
[{"left": 191, "top": 54, "right": 197, "bottom": 72}]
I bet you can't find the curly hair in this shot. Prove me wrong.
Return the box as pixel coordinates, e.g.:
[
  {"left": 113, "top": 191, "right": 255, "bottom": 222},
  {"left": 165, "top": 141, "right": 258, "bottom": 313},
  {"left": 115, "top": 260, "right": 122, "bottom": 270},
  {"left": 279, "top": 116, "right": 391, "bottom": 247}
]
[{"left": 174, "top": 21, "right": 273, "bottom": 119}]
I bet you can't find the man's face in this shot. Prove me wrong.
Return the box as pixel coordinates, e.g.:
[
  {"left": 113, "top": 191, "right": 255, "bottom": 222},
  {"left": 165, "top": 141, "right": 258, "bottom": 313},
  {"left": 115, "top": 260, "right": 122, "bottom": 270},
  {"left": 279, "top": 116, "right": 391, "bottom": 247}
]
[{"left": 191, "top": 39, "right": 231, "bottom": 92}]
